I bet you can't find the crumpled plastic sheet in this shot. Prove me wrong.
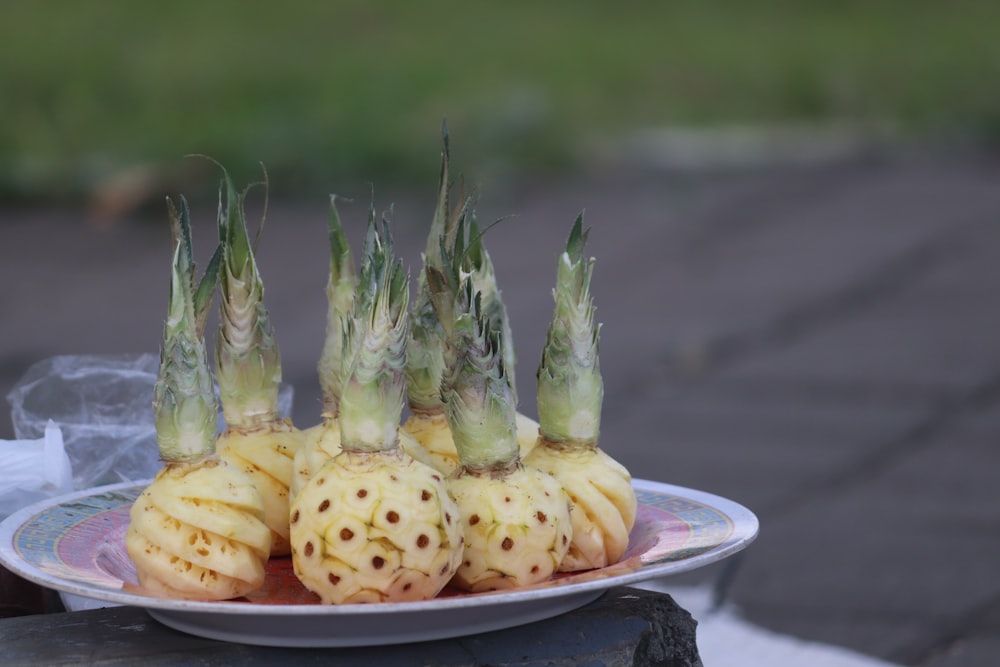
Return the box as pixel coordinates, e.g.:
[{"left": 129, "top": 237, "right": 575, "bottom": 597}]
[
  {"left": 0, "top": 420, "right": 74, "bottom": 520},
  {"left": 6, "top": 353, "right": 294, "bottom": 493}
]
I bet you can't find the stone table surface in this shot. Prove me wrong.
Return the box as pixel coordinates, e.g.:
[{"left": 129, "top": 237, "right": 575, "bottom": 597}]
[{"left": 0, "top": 587, "right": 700, "bottom": 667}]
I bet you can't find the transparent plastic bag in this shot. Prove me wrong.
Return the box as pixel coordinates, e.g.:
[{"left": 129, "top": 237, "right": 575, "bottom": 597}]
[
  {"left": 7, "top": 354, "right": 294, "bottom": 490},
  {"left": 0, "top": 420, "right": 73, "bottom": 520}
]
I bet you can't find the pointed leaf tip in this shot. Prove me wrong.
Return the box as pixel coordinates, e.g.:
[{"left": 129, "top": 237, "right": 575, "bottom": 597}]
[{"left": 565, "top": 212, "right": 590, "bottom": 261}]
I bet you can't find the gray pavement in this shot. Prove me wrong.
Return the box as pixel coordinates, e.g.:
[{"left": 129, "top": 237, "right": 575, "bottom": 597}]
[{"left": 2, "top": 148, "right": 999, "bottom": 665}]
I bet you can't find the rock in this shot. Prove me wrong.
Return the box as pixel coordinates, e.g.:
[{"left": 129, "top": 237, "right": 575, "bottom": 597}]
[{"left": 0, "top": 586, "right": 701, "bottom": 666}]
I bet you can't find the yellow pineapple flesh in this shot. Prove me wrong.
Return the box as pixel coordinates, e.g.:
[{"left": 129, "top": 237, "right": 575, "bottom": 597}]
[
  {"left": 448, "top": 463, "right": 571, "bottom": 592},
  {"left": 289, "top": 449, "right": 462, "bottom": 603},
  {"left": 126, "top": 459, "right": 271, "bottom": 600}
]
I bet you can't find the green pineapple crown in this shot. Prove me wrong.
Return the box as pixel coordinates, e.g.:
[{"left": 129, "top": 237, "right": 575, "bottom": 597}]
[
  {"left": 406, "top": 122, "right": 463, "bottom": 412},
  {"left": 154, "top": 196, "right": 222, "bottom": 463},
  {"left": 426, "top": 212, "right": 519, "bottom": 471},
  {"left": 536, "top": 213, "right": 603, "bottom": 445},
  {"left": 316, "top": 195, "right": 357, "bottom": 417},
  {"left": 215, "top": 168, "right": 284, "bottom": 429},
  {"left": 338, "top": 202, "right": 410, "bottom": 453},
  {"left": 407, "top": 120, "right": 518, "bottom": 410},
  {"left": 464, "top": 209, "right": 517, "bottom": 403}
]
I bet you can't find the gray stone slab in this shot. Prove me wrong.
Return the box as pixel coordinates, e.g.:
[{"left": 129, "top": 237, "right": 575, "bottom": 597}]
[
  {"left": 727, "top": 414, "right": 1000, "bottom": 661},
  {"left": 925, "top": 638, "right": 1000, "bottom": 667},
  {"left": 605, "top": 379, "right": 927, "bottom": 515},
  {"left": 718, "top": 286, "right": 1000, "bottom": 395},
  {"left": 0, "top": 587, "right": 702, "bottom": 667},
  {"left": 923, "top": 598, "right": 1000, "bottom": 667}
]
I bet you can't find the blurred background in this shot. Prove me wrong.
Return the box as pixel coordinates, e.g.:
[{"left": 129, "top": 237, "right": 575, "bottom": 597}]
[
  {"left": 3, "top": 2, "right": 999, "bottom": 208},
  {"left": 3, "top": 3, "right": 1000, "bottom": 665}
]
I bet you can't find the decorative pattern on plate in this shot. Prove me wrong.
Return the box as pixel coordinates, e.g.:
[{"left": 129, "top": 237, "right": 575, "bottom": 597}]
[
  {"left": 9, "top": 482, "right": 736, "bottom": 603},
  {"left": 0, "top": 478, "right": 757, "bottom": 647}
]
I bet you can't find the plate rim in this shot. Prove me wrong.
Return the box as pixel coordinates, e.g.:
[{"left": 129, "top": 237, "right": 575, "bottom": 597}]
[{"left": 0, "top": 477, "right": 759, "bottom": 617}]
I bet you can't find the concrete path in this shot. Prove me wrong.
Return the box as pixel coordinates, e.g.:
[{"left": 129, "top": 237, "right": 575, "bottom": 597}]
[{"left": 2, "top": 148, "right": 998, "bottom": 665}]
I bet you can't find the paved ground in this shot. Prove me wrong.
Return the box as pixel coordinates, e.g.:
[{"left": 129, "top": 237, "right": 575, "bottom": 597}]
[{"left": 2, "top": 147, "right": 999, "bottom": 665}]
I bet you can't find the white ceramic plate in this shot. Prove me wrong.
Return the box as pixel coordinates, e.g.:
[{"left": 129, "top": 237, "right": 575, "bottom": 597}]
[{"left": 0, "top": 478, "right": 757, "bottom": 647}]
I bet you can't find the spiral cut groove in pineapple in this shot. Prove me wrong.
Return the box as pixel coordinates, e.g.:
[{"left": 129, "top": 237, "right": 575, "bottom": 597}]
[
  {"left": 525, "top": 443, "right": 636, "bottom": 571},
  {"left": 125, "top": 460, "right": 271, "bottom": 600},
  {"left": 217, "top": 421, "right": 303, "bottom": 556},
  {"left": 448, "top": 465, "right": 572, "bottom": 593},
  {"left": 289, "top": 449, "right": 463, "bottom": 604}
]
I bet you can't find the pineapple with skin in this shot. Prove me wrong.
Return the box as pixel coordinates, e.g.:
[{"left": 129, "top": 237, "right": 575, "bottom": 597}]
[
  {"left": 524, "top": 215, "right": 637, "bottom": 571},
  {"left": 126, "top": 197, "right": 270, "bottom": 600},
  {"left": 427, "top": 218, "right": 572, "bottom": 593},
  {"left": 292, "top": 199, "right": 433, "bottom": 501},
  {"left": 214, "top": 171, "right": 305, "bottom": 557},
  {"left": 403, "top": 126, "right": 538, "bottom": 475},
  {"left": 289, "top": 214, "right": 462, "bottom": 604}
]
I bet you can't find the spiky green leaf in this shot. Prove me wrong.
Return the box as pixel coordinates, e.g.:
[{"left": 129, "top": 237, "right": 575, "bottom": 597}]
[
  {"left": 316, "top": 195, "right": 357, "bottom": 415},
  {"left": 339, "top": 211, "right": 410, "bottom": 453},
  {"left": 154, "top": 197, "right": 218, "bottom": 463},
  {"left": 215, "top": 168, "right": 283, "bottom": 428},
  {"left": 439, "top": 277, "right": 519, "bottom": 470},
  {"left": 536, "top": 213, "right": 603, "bottom": 445}
]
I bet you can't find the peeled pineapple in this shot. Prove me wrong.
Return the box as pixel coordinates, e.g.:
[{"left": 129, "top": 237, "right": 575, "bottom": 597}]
[
  {"left": 426, "top": 214, "right": 572, "bottom": 592},
  {"left": 291, "top": 449, "right": 461, "bottom": 603},
  {"left": 291, "top": 199, "right": 433, "bottom": 499},
  {"left": 125, "top": 196, "right": 270, "bottom": 600},
  {"left": 290, "top": 212, "right": 462, "bottom": 603},
  {"left": 523, "top": 215, "right": 637, "bottom": 571},
  {"left": 447, "top": 462, "right": 571, "bottom": 592},
  {"left": 213, "top": 172, "right": 305, "bottom": 557},
  {"left": 127, "top": 460, "right": 271, "bottom": 600}
]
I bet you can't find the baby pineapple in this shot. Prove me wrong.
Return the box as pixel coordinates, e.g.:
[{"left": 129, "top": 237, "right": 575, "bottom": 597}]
[
  {"left": 213, "top": 171, "right": 305, "bottom": 557},
  {"left": 524, "top": 215, "right": 637, "bottom": 571},
  {"left": 126, "top": 197, "right": 270, "bottom": 600},
  {"left": 427, "top": 215, "right": 572, "bottom": 592},
  {"left": 292, "top": 198, "right": 432, "bottom": 500},
  {"left": 289, "top": 212, "right": 462, "bottom": 603}
]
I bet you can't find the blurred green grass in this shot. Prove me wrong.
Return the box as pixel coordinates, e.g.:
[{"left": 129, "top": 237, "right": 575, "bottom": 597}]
[{"left": 3, "top": 1, "right": 1000, "bottom": 202}]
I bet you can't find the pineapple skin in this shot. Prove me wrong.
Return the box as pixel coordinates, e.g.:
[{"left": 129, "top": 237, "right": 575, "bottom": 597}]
[
  {"left": 402, "top": 411, "right": 540, "bottom": 475},
  {"left": 125, "top": 457, "right": 271, "bottom": 600},
  {"left": 216, "top": 420, "right": 305, "bottom": 557},
  {"left": 448, "top": 464, "right": 572, "bottom": 592},
  {"left": 524, "top": 442, "right": 637, "bottom": 571},
  {"left": 289, "top": 448, "right": 463, "bottom": 604}
]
